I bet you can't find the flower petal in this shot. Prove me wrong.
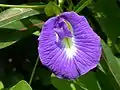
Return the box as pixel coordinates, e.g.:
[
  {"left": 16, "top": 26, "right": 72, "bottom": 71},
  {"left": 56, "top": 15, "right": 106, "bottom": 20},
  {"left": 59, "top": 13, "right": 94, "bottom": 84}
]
[
  {"left": 38, "top": 12, "right": 102, "bottom": 79},
  {"left": 60, "top": 12, "right": 101, "bottom": 74}
]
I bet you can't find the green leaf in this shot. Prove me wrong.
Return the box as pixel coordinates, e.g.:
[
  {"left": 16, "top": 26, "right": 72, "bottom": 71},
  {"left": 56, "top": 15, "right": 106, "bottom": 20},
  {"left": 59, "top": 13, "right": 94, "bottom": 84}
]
[
  {"left": 10, "top": 80, "right": 32, "bottom": 90},
  {"left": 51, "top": 75, "right": 72, "bottom": 90},
  {"left": 102, "top": 40, "right": 120, "bottom": 89},
  {"left": 88, "top": 0, "right": 120, "bottom": 43},
  {"left": 44, "top": 2, "right": 61, "bottom": 16},
  {"left": 1, "top": 15, "right": 44, "bottom": 30},
  {"left": 0, "top": 4, "right": 45, "bottom": 8},
  {"left": 3, "top": 73, "right": 24, "bottom": 88},
  {"left": 115, "top": 37, "right": 120, "bottom": 53},
  {"left": 33, "top": 31, "right": 40, "bottom": 36},
  {"left": 0, "top": 28, "right": 34, "bottom": 49},
  {"left": 96, "top": 64, "right": 114, "bottom": 90},
  {"left": 74, "top": 0, "right": 92, "bottom": 13},
  {"left": 0, "top": 41, "right": 17, "bottom": 49},
  {"left": 51, "top": 74, "right": 87, "bottom": 90},
  {"left": 0, "top": 81, "right": 4, "bottom": 90},
  {"left": 76, "top": 71, "right": 100, "bottom": 90},
  {"left": 0, "top": 15, "right": 44, "bottom": 49},
  {"left": 0, "top": 8, "right": 44, "bottom": 28},
  {"left": 115, "top": 57, "right": 120, "bottom": 66}
]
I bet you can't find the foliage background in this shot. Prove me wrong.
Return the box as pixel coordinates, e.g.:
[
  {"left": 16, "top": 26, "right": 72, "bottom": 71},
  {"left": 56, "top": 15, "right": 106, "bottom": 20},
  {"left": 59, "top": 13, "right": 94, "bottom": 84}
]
[{"left": 0, "top": 0, "right": 120, "bottom": 90}]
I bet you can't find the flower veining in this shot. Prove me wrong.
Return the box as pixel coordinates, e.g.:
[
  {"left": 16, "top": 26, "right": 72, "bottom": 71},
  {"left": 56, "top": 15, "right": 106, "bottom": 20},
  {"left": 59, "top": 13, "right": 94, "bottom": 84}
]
[{"left": 38, "top": 12, "right": 102, "bottom": 79}]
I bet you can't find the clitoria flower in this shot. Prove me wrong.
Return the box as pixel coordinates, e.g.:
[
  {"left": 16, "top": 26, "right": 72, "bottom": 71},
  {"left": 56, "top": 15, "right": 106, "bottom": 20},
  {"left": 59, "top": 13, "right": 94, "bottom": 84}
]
[{"left": 38, "top": 12, "right": 101, "bottom": 79}]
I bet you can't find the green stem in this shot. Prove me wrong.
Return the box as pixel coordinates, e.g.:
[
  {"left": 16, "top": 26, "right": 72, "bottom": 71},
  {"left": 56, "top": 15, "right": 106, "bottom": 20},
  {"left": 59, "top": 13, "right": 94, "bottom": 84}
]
[
  {"left": 29, "top": 56, "right": 39, "bottom": 85},
  {"left": 0, "top": 4, "right": 45, "bottom": 8},
  {"left": 67, "top": 0, "right": 74, "bottom": 11},
  {"left": 58, "top": 0, "right": 64, "bottom": 7},
  {"left": 72, "top": 80, "right": 88, "bottom": 90},
  {"left": 74, "top": 0, "right": 92, "bottom": 13}
]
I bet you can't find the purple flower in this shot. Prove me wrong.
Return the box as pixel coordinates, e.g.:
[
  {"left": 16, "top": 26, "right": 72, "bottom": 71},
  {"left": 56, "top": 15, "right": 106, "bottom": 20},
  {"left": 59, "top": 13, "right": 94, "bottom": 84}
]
[{"left": 38, "top": 12, "right": 102, "bottom": 79}]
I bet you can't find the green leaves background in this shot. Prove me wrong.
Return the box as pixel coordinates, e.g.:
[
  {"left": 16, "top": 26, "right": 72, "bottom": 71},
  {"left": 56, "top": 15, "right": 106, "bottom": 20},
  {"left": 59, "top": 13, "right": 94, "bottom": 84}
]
[{"left": 0, "top": 0, "right": 120, "bottom": 90}]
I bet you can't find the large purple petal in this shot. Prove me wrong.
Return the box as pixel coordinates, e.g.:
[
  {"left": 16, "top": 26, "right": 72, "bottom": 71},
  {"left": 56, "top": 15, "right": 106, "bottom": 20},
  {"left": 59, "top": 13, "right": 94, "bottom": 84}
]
[
  {"left": 60, "top": 12, "right": 101, "bottom": 75},
  {"left": 38, "top": 12, "right": 102, "bottom": 79}
]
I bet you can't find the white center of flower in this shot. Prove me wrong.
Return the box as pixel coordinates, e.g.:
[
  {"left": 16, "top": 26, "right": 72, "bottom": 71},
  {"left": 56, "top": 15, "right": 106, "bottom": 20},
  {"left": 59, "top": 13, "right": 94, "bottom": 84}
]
[
  {"left": 64, "top": 37, "right": 77, "bottom": 58},
  {"left": 65, "top": 44, "right": 77, "bottom": 58},
  {"left": 54, "top": 18, "right": 77, "bottom": 58}
]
